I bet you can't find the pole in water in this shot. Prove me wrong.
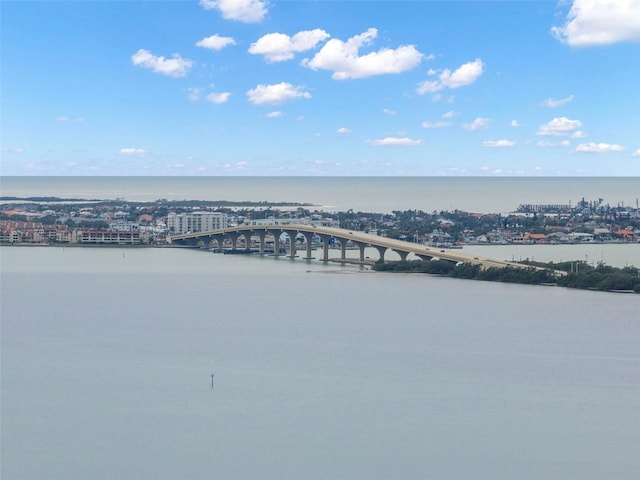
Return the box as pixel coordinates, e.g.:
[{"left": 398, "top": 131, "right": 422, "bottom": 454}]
[{"left": 211, "top": 373, "right": 215, "bottom": 388}]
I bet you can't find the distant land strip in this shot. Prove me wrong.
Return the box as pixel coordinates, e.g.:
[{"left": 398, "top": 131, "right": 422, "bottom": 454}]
[{"left": 0, "top": 197, "right": 313, "bottom": 207}]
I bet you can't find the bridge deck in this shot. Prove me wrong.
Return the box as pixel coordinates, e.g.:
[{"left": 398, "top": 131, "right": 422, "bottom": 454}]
[{"left": 170, "top": 224, "right": 562, "bottom": 274}]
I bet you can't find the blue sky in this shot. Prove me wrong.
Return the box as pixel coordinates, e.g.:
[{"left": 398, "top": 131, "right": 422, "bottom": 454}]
[{"left": 1, "top": 0, "right": 639, "bottom": 176}]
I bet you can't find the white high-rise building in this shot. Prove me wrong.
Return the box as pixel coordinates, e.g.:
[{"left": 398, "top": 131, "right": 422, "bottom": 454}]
[{"left": 167, "top": 211, "right": 228, "bottom": 234}]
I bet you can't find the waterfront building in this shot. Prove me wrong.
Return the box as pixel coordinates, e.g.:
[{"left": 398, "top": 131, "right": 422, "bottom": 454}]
[
  {"left": 568, "top": 232, "right": 595, "bottom": 243},
  {"left": 167, "top": 211, "right": 228, "bottom": 234},
  {"left": 72, "top": 229, "right": 142, "bottom": 245},
  {"left": 525, "top": 233, "right": 548, "bottom": 244},
  {"left": 0, "top": 229, "right": 22, "bottom": 243}
]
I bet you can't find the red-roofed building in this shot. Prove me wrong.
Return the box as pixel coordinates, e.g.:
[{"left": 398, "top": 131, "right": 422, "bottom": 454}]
[
  {"left": 526, "top": 233, "right": 548, "bottom": 244},
  {"left": 614, "top": 229, "right": 637, "bottom": 241}
]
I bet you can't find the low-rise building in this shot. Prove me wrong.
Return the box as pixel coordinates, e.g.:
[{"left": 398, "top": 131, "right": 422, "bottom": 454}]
[
  {"left": 0, "top": 229, "right": 22, "bottom": 243},
  {"left": 568, "top": 232, "right": 595, "bottom": 243},
  {"left": 74, "top": 229, "right": 141, "bottom": 245},
  {"left": 526, "top": 233, "right": 548, "bottom": 244},
  {"left": 167, "top": 211, "right": 228, "bottom": 234}
]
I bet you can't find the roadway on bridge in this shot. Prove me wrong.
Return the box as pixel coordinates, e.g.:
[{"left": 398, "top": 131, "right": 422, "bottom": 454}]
[{"left": 170, "top": 224, "right": 543, "bottom": 271}]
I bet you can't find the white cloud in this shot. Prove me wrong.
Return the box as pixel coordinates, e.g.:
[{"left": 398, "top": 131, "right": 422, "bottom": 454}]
[
  {"left": 57, "top": 116, "right": 84, "bottom": 123},
  {"left": 186, "top": 87, "right": 203, "bottom": 101},
  {"left": 206, "top": 92, "right": 231, "bottom": 104},
  {"left": 632, "top": 149, "right": 640, "bottom": 157},
  {"left": 575, "top": 142, "right": 624, "bottom": 153},
  {"left": 366, "top": 137, "right": 423, "bottom": 146},
  {"left": 543, "top": 94, "right": 575, "bottom": 107},
  {"left": 551, "top": 0, "right": 640, "bottom": 46},
  {"left": 1, "top": 146, "right": 24, "bottom": 153},
  {"left": 383, "top": 108, "right": 396, "bottom": 115},
  {"left": 246, "top": 82, "right": 311, "bottom": 105},
  {"left": 196, "top": 34, "right": 237, "bottom": 51},
  {"left": 431, "top": 94, "right": 456, "bottom": 104},
  {"left": 481, "top": 140, "right": 516, "bottom": 148},
  {"left": 131, "top": 49, "right": 193, "bottom": 77},
  {"left": 442, "top": 110, "right": 459, "bottom": 119},
  {"left": 510, "top": 120, "right": 522, "bottom": 127},
  {"left": 463, "top": 117, "right": 491, "bottom": 131},
  {"left": 199, "top": 0, "right": 267, "bottom": 23},
  {"left": 249, "top": 29, "right": 330, "bottom": 62},
  {"left": 337, "top": 127, "right": 351, "bottom": 134},
  {"left": 302, "top": 28, "right": 423, "bottom": 80},
  {"left": 421, "top": 121, "right": 452, "bottom": 128},
  {"left": 416, "top": 58, "right": 484, "bottom": 94},
  {"left": 537, "top": 140, "right": 571, "bottom": 147},
  {"left": 571, "top": 130, "right": 588, "bottom": 138},
  {"left": 536, "top": 116, "right": 582, "bottom": 136},
  {"left": 118, "top": 148, "right": 148, "bottom": 157},
  {"left": 266, "top": 111, "right": 283, "bottom": 118}
]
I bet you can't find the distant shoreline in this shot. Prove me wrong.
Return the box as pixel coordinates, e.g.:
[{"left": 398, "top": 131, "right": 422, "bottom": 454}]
[{"left": 0, "top": 196, "right": 314, "bottom": 208}]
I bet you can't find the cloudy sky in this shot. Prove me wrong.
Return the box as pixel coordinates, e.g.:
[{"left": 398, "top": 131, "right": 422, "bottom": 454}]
[{"left": 1, "top": 0, "right": 639, "bottom": 176}]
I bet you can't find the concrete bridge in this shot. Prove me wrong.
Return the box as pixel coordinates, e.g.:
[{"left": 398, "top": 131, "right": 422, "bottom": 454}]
[{"left": 169, "top": 224, "right": 546, "bottom": 271}]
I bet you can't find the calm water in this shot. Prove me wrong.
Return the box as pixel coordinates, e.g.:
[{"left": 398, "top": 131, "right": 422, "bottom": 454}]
[
  {"left": 2, "top": 246, "right": 639, "bottom": 480},
  {"left": 2, "top": 176, "right": 639, "bottom": 213},
  {"left": 2, "top": 176, "right": 640, "bottom": 478},
  {"left": 461, "top": 243, "right": 640, "bottom": 269}
]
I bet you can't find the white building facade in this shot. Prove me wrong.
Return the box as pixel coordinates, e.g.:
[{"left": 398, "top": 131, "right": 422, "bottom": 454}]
[{"left": 167, "top": 211, "right": 229, "bottom": 234}]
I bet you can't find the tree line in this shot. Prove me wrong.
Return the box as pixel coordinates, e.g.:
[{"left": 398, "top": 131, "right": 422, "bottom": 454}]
[{"left": 373, "top": 259, "right": 640, "bottom": 293}]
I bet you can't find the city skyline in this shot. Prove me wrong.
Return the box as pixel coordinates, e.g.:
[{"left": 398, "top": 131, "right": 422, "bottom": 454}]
[{"left": 1, "top": 0, "right": 639, "bottom": 176}]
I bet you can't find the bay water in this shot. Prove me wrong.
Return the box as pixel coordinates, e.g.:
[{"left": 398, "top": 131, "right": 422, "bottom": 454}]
[
  {"left": 2, "top": 246, "right": 639, "bottom": 479},
  {"left": 2, "top": 176, "right": 640, "bottom": 479}
]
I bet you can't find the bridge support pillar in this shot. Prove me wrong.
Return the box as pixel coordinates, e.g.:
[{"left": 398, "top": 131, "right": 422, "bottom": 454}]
[
  {"left": 226, "top": 232, "right": 239, "bottom": 252},
  {"left": 284, "top": 230, "right": 298, "bottom": 258},
  {"left": 209, "top": 235, "right": 222, "bottom": 250},
  {"left": 416, "top": 254, "right": 433, "bottom": 261},
  {"left": 267, "top": 229, "right": 283, "bottom": 255},
  {"left": 374, "top": 245, "right": 387, "bottom": 263},
  {"left": 340, "top": 239, "right": 347, "bottom": 260},
  {"left": 238, "top": 232, "right": 251, "bottom": 250},
  {"left": 355, "top": 242, "right": 366, "bottom": 262},
  {"left": 273, "top": 235, "right": 280, "bottom": 255},
  {"left": 301, "top": 232, "right": 315, "bottom": 259},
  {"left": 320, "top": 235, "right": 330, "bottom": 261},
  {"left": 254, "top": 231, "right": 267, "bottom": 254},
  {"left": 396, "top": 250, "right": 409, "bottom": 261}
]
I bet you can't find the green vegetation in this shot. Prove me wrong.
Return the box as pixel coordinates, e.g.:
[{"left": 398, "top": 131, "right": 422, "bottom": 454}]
[
  {"left": 540, "top": 261, "right": 640, "bottom": 292},
  {"left": 374, "top": 259, "right": 640, "bottom": 293}
]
